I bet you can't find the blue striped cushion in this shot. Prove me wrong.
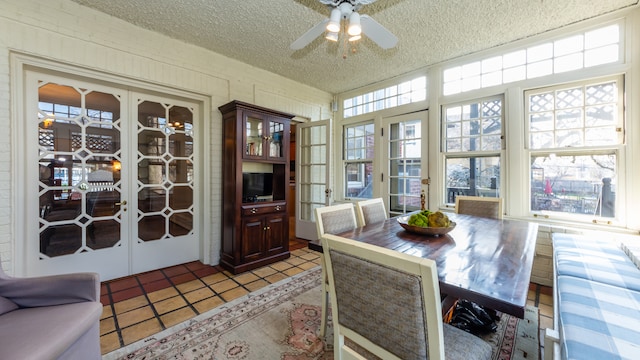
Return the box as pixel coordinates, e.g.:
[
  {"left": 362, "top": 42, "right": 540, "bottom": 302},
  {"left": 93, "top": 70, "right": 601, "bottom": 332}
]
[
  {"left": 553, "top": 233, "right": 622, "bottom": 255},
  {"left": 553, "top": 233, "right": 640, "bottom": 291},
  {"left": 555, "top": 250, "right": 640, "bottom": 292},
  {"left": 557, "top": 275, "right": 640, "bottom": 360}
]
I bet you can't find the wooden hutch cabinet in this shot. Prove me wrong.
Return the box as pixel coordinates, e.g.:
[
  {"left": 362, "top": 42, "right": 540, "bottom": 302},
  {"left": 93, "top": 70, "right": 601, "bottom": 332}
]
[{"left": 218, "top": 100, "right": 293, "bottom": 274}]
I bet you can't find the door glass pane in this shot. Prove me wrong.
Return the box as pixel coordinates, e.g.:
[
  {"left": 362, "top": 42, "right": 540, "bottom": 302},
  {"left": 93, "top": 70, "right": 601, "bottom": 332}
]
[
  {"left": 38, "top": 82, "right": 122, "bottom": 257},
  {"left": 299, "top": 125, "right": 327, "bottom": 221},
  {"left": 137, "top": 100, "right": 194, "bottom": 242},
  {"left": 388, "top": 119, "right": 422, "bottom": 214}
]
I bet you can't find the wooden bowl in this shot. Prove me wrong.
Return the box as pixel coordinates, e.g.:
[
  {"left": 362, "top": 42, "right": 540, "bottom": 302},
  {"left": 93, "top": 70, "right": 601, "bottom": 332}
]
[{"left": 397, "top": 215, "right": 456, "bottom": 236}]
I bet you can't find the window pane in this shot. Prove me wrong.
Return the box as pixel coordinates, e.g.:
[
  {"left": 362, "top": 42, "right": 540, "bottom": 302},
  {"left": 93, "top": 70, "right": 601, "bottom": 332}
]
[
  {"left": 445, "top": 156, "right": 500, "bottom": 204},
  {"left": 482, "top": 56, "right": 502, "bottom": 73},
  {"left": 527, "top": 78, "right": 621, "bottom": 150},
  {"left": 554, "top": 53, "right": 584, "bottom": 73},
  {"left": 345, "top": 162, "right": 373, "bottom": 198},
  {"left": 344, "top": 122, "right": 375, "bottom": 199},
  {"left": 344, "top": 123, "right": 374, "bottom": 160},
  {"left": 503, "top": 65, "right": 526, "bottom": 83},
  {"left": 527, "top": 43, "right": 553, "bottom": 62},
  {"left": 444, "top": 99, "right": 502, "bottom": 153},
  {"left": 530, "top": 154, "right": 615, "bottom": 217},
  {"left": 554, "top": 35, "right": 584, "bottom": 57},
  {"left": 585, "top": 44, "right": 619, "bottom": 67},
  {"left": 585, "top": 25, "right": 619, "bottom": 49}
]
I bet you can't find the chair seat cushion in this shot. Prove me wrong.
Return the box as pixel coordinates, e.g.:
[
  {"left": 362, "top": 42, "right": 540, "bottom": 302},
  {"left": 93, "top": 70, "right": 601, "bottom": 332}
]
[
  {"left": 556, "top": 275, "right": 640, "bottom": 360},
  {"left": 0, "top": 301, "right": 102, "bottom": 359},
  {"left": 0, "top": 296, "right": 18, "bottom": 316},
  {"left": 443, "top": 323, "right": 492, "bottom": 360}
]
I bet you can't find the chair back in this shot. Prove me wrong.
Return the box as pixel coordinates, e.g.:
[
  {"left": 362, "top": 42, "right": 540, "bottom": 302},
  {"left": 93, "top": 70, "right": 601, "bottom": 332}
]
[
  {"left": 322, "top": 233, "right": 445, "bottom": 360},
  {"left": 314, "top": 203, "right": 358, "bottom": 238},
  {"left": 355, "top": 198, "right": 388, "bottom": 226},
  {"left": 455, "top": 195, "right": 503, "bottom": 219}
]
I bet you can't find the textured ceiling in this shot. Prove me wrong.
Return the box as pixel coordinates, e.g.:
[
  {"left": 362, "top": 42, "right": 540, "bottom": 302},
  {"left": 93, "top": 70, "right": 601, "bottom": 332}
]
[{"left": 70, "top": 0, "right": 638, "bottom": 94}]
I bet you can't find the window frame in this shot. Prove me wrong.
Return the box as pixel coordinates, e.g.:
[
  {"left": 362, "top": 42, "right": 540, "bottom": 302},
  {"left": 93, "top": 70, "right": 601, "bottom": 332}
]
[
  {"left": 441, "top": 95, "right": 505, "bottom": 206},
  {"left": 525, "top": 74, "right": 625, "bottom": 223}
]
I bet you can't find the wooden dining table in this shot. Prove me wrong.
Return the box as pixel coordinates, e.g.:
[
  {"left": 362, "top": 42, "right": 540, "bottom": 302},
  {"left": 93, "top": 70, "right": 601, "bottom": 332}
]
[{"left": 309, "top": 212, "right": 539, "bottom": 319}]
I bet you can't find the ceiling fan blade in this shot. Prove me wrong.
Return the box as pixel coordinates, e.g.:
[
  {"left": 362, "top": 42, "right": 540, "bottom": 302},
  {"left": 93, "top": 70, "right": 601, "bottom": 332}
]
[
  {"left": 360, "top": 14, "right": 398, "bottom": 49},
  {"left": 291, "top": 18, "right": 330, "bottom": 50},
  {"left": 318, "top": 0, "right": 379, "bottom": 4}
]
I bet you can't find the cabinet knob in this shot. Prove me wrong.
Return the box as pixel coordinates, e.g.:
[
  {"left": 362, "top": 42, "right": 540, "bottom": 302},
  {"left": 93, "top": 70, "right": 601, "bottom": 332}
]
[
  {"left": 251, "top": 208, "right": 257, "bottom": 214},
  {"left": 275, "top": 205, "right": 281, "bottom": 211}
]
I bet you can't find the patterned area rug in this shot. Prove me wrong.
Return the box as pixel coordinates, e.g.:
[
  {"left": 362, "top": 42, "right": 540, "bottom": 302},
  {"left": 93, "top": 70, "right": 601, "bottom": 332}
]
[
  {"left": 103, "top": 266, "right": 538, "bottom": 360},
  {"left": 482, "top": 306, "right": 540, "bottom": 360}
]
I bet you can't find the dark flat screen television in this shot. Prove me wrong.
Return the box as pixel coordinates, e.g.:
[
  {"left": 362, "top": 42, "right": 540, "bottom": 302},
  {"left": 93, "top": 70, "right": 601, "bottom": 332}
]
[{"left": 242, "top": 172, "right": 273, "bottom": 201}]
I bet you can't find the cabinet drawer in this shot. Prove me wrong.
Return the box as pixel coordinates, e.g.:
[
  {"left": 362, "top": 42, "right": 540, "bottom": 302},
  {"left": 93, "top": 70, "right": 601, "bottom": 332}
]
[{"left": 242, "top": 202, "right": 286, "bottom": 216}]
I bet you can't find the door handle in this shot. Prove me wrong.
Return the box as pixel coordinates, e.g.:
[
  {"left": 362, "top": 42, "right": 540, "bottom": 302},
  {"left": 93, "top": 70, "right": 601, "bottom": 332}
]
[{"left": 115, "top": 200, "right": 128, "bottom": 206}]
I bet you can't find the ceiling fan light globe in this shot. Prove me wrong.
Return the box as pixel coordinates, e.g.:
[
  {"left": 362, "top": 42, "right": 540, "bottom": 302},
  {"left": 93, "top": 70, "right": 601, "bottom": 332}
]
[
  {"left": 348, "top": 11, "right": 362, "bottom": 36},
  {"left": 348, "top": 34, "right": 361, "bottom": 42},
  {"left": 326, "top": 8, "right": 342, "bottom": 33},
  {"left": 326, "top": 31, "right": 339, "bottom": 42}
]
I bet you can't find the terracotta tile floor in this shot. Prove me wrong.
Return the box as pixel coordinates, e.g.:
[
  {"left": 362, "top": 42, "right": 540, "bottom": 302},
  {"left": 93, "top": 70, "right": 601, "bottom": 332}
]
[
  {"left": 99, "top": 238, "right": 554, "bottom": 356},
  {"left": 99, "top": 239, "right": 319, "bottom": 354}
]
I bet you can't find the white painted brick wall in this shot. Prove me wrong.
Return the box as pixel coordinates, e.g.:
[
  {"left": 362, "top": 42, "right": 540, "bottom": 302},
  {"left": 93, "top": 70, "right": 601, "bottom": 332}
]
[{"left": 0, "top": 0, "right": 332, "bottom": 275}]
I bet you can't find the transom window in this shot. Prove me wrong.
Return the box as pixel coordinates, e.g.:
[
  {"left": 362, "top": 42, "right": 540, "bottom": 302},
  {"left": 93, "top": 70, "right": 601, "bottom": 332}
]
[
  {"left": 443, "top": 24, "right": 621, "bottom": 95},
  {"left": 343, "top": 76, "right": 426, "bottom": 118}
]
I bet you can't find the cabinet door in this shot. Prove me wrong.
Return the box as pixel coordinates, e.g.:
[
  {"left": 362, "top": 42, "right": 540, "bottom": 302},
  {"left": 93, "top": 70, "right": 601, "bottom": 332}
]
[
  {"left": 265, "top": 117, "right": 289, "bottom": 162},
  {"left": 241, "top": 216, "right": 265, "bottom": 262},
  {"left": 265, "top": 213, "right": 287, "bottom": 256},
  {"left": 243, "top": 111, "right": 266, "bottom": 159}
]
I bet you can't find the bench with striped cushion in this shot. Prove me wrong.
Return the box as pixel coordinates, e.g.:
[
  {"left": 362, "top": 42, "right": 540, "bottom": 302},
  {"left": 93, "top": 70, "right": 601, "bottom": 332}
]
[{"left": 547, "top": 233, "right": 640, "bottom": 360}]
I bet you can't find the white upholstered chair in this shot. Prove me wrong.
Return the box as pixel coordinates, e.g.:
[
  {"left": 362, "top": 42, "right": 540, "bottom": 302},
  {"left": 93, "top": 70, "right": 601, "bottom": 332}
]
[
  {"left": 355, "top": 198, "right": 387, "bottom": 226},
  {"left": 314, "top": 203, "right": 359, "bottom": 339},
  {"left": 455, "top": 195, "right": 503, "bottom": 220},
  {"left": 321, "top": 233, "right": 493, "bottom": 360}
]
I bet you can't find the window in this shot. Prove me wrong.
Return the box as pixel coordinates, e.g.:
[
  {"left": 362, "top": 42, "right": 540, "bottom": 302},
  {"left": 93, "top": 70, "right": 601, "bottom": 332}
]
[
  {"left": 443, "top": 24, "right": 621, "bottom": 95},
  {"left": 527, "top": 76, "right": 623, "bottom": 219},
  {"left": 344, "top": 122, "right": 375, "bottom": 199},
  {"left": 443, "top": 97, "right": 503, "bottom": 203},
  {"left": 343, "top": 76, "right": 426, "bottom": 118}
]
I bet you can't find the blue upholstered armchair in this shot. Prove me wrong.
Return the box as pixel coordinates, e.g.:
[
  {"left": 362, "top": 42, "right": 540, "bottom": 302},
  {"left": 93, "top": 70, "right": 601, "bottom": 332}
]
[{"left": 0, "top": 264, "right": 103, "bottom": 359}]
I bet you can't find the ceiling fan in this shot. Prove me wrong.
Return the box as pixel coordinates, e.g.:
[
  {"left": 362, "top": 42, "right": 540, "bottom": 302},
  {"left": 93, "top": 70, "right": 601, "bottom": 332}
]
[{"left": 291, "top": 0, "right": 398, "bottom": 50}]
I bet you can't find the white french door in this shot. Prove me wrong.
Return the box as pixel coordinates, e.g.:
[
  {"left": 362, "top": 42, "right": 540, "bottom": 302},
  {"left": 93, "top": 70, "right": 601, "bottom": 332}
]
[
  {"left": 23, "top": 70, "right": 200, "bottom": 280},
  {"left": 130, "top": 92, "right": 199, "bottom": 275},
  {"left": 382, "top": 111, "right": 428, "bottom": 217},
  {"left": 295, "top": 120, "right": 331, "bottom": 240}
]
